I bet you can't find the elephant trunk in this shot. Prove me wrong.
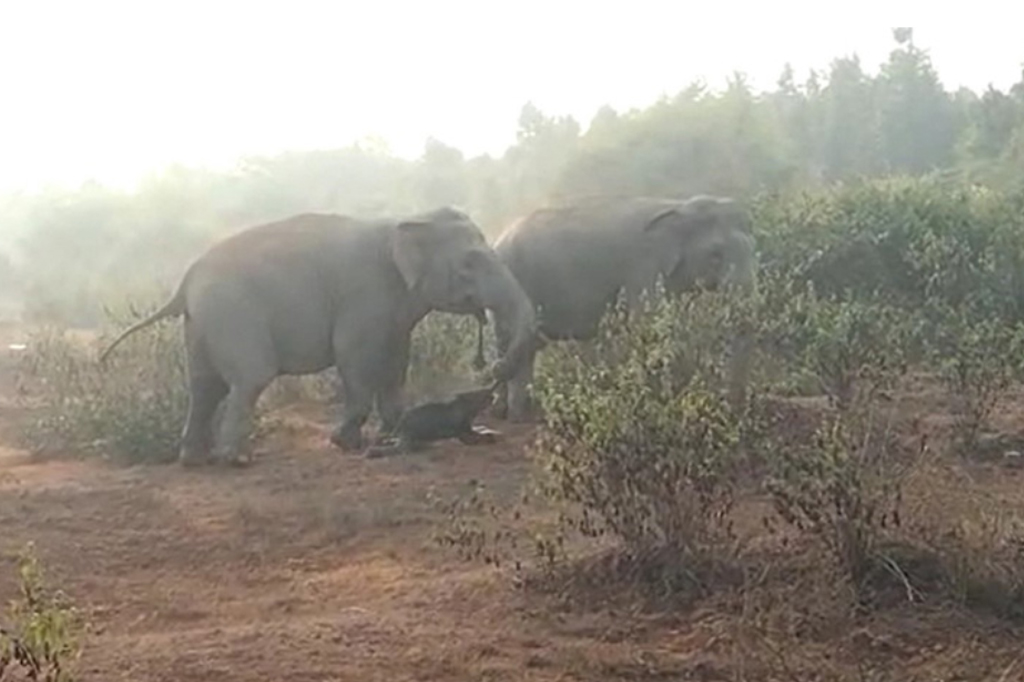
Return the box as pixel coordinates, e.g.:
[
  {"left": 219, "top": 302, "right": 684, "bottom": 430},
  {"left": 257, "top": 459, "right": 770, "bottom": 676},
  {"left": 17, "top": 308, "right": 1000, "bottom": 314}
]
[{"left": 479, "top": 265, "right": 538, "bottom": 384}]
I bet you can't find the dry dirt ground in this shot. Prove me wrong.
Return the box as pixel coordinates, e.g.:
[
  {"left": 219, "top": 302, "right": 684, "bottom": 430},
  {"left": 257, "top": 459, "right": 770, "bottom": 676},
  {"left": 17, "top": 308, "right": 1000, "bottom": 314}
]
[{"left": 3, "top": 326, "right": 1024, "bottom": 681}]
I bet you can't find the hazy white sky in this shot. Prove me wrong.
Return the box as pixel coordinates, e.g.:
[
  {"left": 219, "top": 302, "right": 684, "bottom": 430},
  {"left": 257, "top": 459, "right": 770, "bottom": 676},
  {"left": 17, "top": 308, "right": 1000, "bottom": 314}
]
[{"left": 1, "top": 0, "right": 1021, "bottom": 192}]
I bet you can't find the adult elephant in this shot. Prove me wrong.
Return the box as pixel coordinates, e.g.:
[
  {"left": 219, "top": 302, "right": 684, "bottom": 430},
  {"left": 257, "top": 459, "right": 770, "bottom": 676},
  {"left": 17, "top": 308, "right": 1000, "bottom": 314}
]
[
  {"left": 490, "top": 194, "right": 758, "bottom": 422},
  {"left": 99, "top": 206, "right": 537, "bottom": 466}
]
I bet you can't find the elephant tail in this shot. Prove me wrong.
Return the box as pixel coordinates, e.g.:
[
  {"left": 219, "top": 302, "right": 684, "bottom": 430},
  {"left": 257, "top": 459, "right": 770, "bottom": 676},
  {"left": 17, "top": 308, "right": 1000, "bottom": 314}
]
[{"left": 98, "top": 284, "right": 187, "bottom": 364}]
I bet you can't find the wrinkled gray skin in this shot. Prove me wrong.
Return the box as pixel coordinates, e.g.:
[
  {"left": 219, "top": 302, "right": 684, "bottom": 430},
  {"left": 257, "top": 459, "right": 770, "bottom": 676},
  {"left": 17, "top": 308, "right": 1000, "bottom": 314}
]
[
  {"left": 99, "top": 207, "right": 537, "bottom": 465},
  {"left": 490, "top": 195, "right": 758, "bottom": 422}
]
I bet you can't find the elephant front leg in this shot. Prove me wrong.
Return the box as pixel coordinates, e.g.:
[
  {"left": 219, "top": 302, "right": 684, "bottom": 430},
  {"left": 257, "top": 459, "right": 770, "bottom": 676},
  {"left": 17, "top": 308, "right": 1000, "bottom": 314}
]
[
  {"left": 374, "top": 334, "right": 411, "bottom": 440},
  {"left": 506, "top": 348, "right": 537, "bottom": 423},
  {"left": 490, "top": 323, "right": 512, "bottom": 420},
  {"left": 330, "top": 369, "right": 375, "bottom": 452}
]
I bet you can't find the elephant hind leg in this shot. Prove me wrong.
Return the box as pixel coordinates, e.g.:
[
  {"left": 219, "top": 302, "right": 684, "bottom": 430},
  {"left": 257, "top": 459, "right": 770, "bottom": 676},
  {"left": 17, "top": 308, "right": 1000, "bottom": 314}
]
[
  {"left": 375, "top": 334, "right": 411, "bottom": 438},
  {"left": 180, "top": 323, "right": 229, "bottom": 466},
  {"left": 180, "top": 373, "right": 229, "bottom": 466},
  {"left": 214, "top": 380, "right": 272, "bottom": 466},
  {"left": 205, "top": 332, "right": 277, "bottom": 467}
]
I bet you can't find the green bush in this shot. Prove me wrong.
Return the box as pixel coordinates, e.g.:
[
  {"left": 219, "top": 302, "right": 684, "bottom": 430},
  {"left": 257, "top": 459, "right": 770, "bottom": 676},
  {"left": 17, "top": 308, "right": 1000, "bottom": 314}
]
[
  {"left": 531, "top": 286, "right": 763, "bottom": 592},
  {"left": 921, "top": 303, "right": 1024, "bottom": 452},
  {"left": 771, "top": 287, "right": 912, "bottom": 408},
  {"left": 752, "top": 178, "right": 1024, "bottom": 322},
  {"left": 910, "top": 473, "right": 1024, "bottom": 621},
  {"left": 0, "top": 544, "right": 83, "bottom": 682},
  {"left": 765, "top": 405, "right": 912, "bottom": 589}
]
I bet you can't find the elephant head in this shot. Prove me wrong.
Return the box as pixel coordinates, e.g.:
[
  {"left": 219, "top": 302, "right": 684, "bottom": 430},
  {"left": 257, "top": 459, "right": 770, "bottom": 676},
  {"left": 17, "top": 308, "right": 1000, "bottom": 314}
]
[
  {"left": 642, "top": 195, "right": 759, "bottom": 404},
  {"left": 642, "top": 195, "right": 757, "bottom": 295},
  {"left": 391, "top": 206, "right": 537, "bottom": 382}
]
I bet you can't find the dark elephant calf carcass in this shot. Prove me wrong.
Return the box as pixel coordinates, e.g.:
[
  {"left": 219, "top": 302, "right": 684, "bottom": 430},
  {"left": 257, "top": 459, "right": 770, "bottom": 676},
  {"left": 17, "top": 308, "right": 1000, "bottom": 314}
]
[{"left": 363, "top": 385, "right": 500, "bottom": 457}]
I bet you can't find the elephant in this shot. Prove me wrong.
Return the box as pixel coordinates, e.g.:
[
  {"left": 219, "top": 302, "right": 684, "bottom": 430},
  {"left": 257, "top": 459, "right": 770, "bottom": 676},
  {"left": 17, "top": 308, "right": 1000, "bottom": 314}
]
[
  {"left": 488, "top": 194, "right": 758, "bottom": 422},
  {"left": 98, "top": 206, "right": 538, "bottom": 466}
]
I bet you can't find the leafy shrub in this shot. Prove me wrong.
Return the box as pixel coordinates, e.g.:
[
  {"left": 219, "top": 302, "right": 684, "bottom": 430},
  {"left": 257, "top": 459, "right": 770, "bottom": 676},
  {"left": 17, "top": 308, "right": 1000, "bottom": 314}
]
[
  {"left": 531, "top": 286, "right": 763, "bottom": 593},
  {"left": 921, "top": 303, "right": 1024, "bottom": 452},
  {"left": 774, "top": 287, "right": 911, "bottom": 409},
  {"left": 752, "top": 178, "right": 1024, "bottom": 322},
  {"left": 424, "top": 179, "right": 1024, "bottom": 629},
  {"left": 0, "top": 544, "right": 83, "bottom": 682},
  {"left": 914, "top": 487, "right": 1024, "bottom": 620},
  {"left": 17, "top": 302, "right": 188, "bottom": 463},
  {"left": 759, "top": 273, "right": 919, "bottom": 591},
  {"left": 765, "top": 403, "right": 913, "bottom": 589}
]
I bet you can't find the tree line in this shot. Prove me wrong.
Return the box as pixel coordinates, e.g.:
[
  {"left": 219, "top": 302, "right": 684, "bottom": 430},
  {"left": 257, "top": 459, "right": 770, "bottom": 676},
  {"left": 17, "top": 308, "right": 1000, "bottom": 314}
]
[{"left": 1, "top": 28, "right": 1022, "bottom": 326}]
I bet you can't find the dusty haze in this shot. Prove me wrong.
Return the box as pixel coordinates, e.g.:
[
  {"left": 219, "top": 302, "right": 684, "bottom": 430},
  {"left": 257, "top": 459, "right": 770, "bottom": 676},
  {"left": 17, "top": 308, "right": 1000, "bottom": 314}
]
[{"left": 0, "top": 17, "right": 1022, "bottom": 324}]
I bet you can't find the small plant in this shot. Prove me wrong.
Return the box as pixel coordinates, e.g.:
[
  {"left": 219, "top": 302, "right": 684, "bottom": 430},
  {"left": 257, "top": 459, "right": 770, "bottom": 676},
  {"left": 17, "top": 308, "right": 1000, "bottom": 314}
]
[
  {"left": 765, "top": 402, "right": 912, "bottom": 590},
  {"left": 428, "top": 482, "right": 523, "bottom": 569},
  {"left": 0, "top": 544, "right": 83, "bottom": 682},
  {"left": 923, "top": 303, "right": 1024, "bottom": 453},
  {"left": 917, "top": 496, "right": 1024, "bottom": 620}
]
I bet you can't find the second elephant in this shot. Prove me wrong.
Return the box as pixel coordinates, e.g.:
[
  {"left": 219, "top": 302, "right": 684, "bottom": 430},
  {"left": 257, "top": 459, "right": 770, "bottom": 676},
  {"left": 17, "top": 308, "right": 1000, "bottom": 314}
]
[{"left": 490, "top": 194, "right": 758, "bottom": 422}]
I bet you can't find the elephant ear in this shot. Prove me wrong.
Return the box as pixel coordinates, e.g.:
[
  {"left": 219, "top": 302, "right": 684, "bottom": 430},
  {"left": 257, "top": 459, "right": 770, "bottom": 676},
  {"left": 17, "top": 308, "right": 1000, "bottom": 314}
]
[
  {"left": 642, "top": 207, "right": 682, "bottom": 233},
  {"left": 643, "top": 197, "right": 721, "bottom": 235},
  {"left": 391, "top": 219, "right": 436, "bottom": 291}
]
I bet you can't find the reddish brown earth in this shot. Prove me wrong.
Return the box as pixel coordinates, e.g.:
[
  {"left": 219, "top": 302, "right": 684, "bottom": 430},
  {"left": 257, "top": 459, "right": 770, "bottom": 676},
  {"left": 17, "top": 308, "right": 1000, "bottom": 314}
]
[{"left": 2, "top": 326, "right": 1024, "bottom": 681}]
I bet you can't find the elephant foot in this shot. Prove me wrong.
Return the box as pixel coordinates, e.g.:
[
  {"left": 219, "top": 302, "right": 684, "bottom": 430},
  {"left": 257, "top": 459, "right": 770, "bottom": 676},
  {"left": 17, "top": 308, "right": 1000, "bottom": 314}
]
[{"left": 330, "top": 424, "right": 364, "bottom": 452}]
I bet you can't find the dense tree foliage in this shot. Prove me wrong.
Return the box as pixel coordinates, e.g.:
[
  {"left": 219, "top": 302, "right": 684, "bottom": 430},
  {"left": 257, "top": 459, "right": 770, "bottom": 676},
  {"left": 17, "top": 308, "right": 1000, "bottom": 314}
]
[{"left": 1, "top": 29, "right": 1022, "bottom": 325}]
